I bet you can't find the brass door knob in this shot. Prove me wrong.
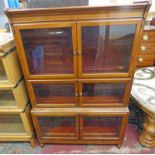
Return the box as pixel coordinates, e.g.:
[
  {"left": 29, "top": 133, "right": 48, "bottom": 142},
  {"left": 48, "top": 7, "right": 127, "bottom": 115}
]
[
  {"left": 138, "top": 58, "right": 144, "bottom": 63},
  {"left": 78, "top": 51, "right": 81, "bottom": 55},
  {"left": 75, "top": 93, "right": 78, "bottom": 96},
  {"left": 143, "top": 34, "right": 148, "bottom": 41},
  {"left": 79, "top": 93, "right": 82, "bottom": 96},
  {"left": 141, "top": 46, "right": 146, "bottom": 51}
]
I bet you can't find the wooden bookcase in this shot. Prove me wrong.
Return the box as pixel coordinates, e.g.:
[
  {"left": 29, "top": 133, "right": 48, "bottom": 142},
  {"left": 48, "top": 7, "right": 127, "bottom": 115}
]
[
  {"left": 0, "top": 34, "right": 34, "bottom": 147},
  {"left": 5, "top": 0, "right": 151, "bottom": 147}
]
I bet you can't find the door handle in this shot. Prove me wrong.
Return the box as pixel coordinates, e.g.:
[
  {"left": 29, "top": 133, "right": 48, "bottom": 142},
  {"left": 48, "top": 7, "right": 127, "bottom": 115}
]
[
  {"left": 75, "top": 93, "right": 78, "bottom": 96},
  {"left": 78, "top": 51, "right": 81, "bottom": 55},
  {"left": 79, "top": 93, "right": 82, "bottom": 96}
]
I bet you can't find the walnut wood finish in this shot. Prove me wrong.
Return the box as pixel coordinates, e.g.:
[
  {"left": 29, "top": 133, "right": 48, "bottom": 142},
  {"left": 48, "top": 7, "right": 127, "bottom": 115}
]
[
  {"left": 31, "top": 107, "right": 128, "bottom": 145},
  {"left": 5, "top": 1, "right": 151, "bottom": 146},
  {"left": 137, "top": 54, "right": 155, "bottom": 67},
  {"left": 26, "top": 78, "right": 132, "bottom": 108}
]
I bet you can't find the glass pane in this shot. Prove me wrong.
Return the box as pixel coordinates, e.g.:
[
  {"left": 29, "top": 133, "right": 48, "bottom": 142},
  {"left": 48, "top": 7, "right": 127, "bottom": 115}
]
[
  {"left": 82, "top": 83, "right": 126, "bottom": 105},
  {"left": 82, "top": 116, "right": 122, "bottom": 139},
  {"left": 0, "top": 90, "right": 16, "bottom": 107},
  {"left": 38, "top": 116, "right": 77, "bottom": 139},
  {"left": 21, "top": 28, "right": 73, "bottom": 75},
  {"left": 0, "top": 61, "right": 7, "bottom": 80},
  {"left": 0, "top": 114, "right": 25, "bottom": 133},
  {"left": 33, "top": 83, "right": 76, "bottom": 105},
  {"left": 82, "top": 25, "right": 136, "bottom": 73}
]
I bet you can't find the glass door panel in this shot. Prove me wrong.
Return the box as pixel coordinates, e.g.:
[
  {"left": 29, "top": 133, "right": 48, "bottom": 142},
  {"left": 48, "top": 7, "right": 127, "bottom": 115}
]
[
  {"left": 0, "top": 114, "right": 25, "bottom": 134},
  {"left": 30, "top": 82, "right": 78, "bottom": 106},
  {"left": 38, "top": 116, "right": 78, "bottom": 139},
  {"left": 0, "top": 90, "right": 16, "bottom": 107},
  {"left": 80, "top": 82, "right": 127, "bottom": 106},
  {"left": 81, "top": 116, "right": 122, "bottom": 139},
  {"left": 20, "top": 25, "right": 75, "bottom": 77},
  {"left": 80, "top": 23, "right": 136, "bottom": 75},
  {"left": 0, "top": 61, "right": 7, "bottom": 81}
]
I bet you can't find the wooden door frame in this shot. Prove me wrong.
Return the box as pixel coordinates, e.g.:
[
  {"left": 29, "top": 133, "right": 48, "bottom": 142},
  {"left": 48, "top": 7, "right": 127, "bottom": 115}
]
[
  {"left": 26, "top": 79, "right": 79, "bottom": 108},
  {"left": 31, "top": 111, "right": 79, "bottom": 143},
  {"left": 13, "top": 21, "right": 78, "bottom": 80},
  {"left": 77, "top": 18, "right": 142, "bottom": 78},
  {"left": 79, "top": 112, "right": 129, "bottom": 141},
  {"left": 78, "top": 78, "right": 132, "bottom": 107}
]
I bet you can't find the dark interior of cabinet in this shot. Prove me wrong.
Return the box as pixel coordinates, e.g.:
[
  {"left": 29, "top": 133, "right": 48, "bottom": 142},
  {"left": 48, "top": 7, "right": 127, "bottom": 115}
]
[
  {"left": 33, "top": 83, "right": 76, "bottom": 104},
  {"left": 82, "top": 25, "right": 136, "bottom": 73},
  {"left": 21, "top": 28, "right": 73, "bottom": 75},
  {"left": 82, "top": 83, "right": 126, "bottom": 104},
  {"left": 38, "top": 116, "right": 77, "bottom": 139},
  {"left": 82, "top": 116, "right": 122, "bottom": 139},
  {"left": 21, "top": 24, "right": 136, "bottom": 75}
]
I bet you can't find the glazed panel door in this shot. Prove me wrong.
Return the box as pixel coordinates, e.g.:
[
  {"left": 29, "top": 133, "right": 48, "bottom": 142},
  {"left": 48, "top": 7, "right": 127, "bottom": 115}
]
[
  {"left": 77, "top": 19, "right": 141, "bottom": 78},
  {"left": 32, "top": 113, "right": 79, "bottom": 140},
  {"left": 80, "top": 114, "right": 128, "bottom": 141},
  {"left": 27, "top": 80, "right": 78, "bottom": 107},
  {"left": 79, "top": 78, "right": 132, "bottom": 107},
  {"left": 14, "top": 22, "right": 77, "bottom": 79}
]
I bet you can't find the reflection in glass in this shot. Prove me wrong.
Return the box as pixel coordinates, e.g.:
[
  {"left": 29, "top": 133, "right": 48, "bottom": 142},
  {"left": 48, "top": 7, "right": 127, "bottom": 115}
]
[
  {"left": 82, "top": 25, "right": 136, "bottom": 73},
  {"left": 82, "top": 83, "right": 125, "bottom": 105},
  {"left": 21, "top": 28, "right": 73, "bottom": 75},
  {"left": 0, "top": 115, "right": 25, "bottom": 133},
  {"left": 33, "top": 83, "right": 76, "bottom": 105},
  {"left": 83, "top": 116, "right": 122, "bottom": 139},
  {"left": 39, "top": 116, "right": 77, "bottom": 138}
]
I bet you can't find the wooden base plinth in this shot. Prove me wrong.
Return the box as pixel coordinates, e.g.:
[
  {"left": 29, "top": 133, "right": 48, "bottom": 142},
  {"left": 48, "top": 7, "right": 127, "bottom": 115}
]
[{"left": 139, "top": 115, "right": 155, "bottom": 147}]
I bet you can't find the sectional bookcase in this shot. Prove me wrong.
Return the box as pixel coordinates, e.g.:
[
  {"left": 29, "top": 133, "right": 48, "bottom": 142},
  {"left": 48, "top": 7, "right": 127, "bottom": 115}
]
[{"left": 5, "top": 0, "right": 151, "bottom": 147}]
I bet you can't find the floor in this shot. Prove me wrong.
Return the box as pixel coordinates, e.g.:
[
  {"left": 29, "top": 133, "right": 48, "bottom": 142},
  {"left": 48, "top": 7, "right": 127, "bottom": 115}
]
[{"left": 0, "top": 124, "right": 155, "bottom": 154}]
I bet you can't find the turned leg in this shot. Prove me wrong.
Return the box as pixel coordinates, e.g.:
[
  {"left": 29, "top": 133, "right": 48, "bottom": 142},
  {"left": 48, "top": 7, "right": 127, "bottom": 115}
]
[
  {"left": 30, "top": 136, "right": 36, "bottom": 148},
  {"left": 139, "top": 115, "right": 155, "bottom": 147}
]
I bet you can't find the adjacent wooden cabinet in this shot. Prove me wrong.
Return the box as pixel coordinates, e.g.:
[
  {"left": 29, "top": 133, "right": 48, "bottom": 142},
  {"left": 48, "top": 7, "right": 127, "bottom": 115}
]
[
  {"left": 0, "top": 105, "right": 34, "bottom": 144},
  {"left": 0, "top": 48, "right": 22, "bottom": 87},
  {"left": 0, "top": 34, "right": 34, "bottom": 146},
  {"left": 137, "top": 27, "right": 155, "bottom": 67},
  {"left": 5, "top": 0, "right": 151, "bottom": 146}
]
